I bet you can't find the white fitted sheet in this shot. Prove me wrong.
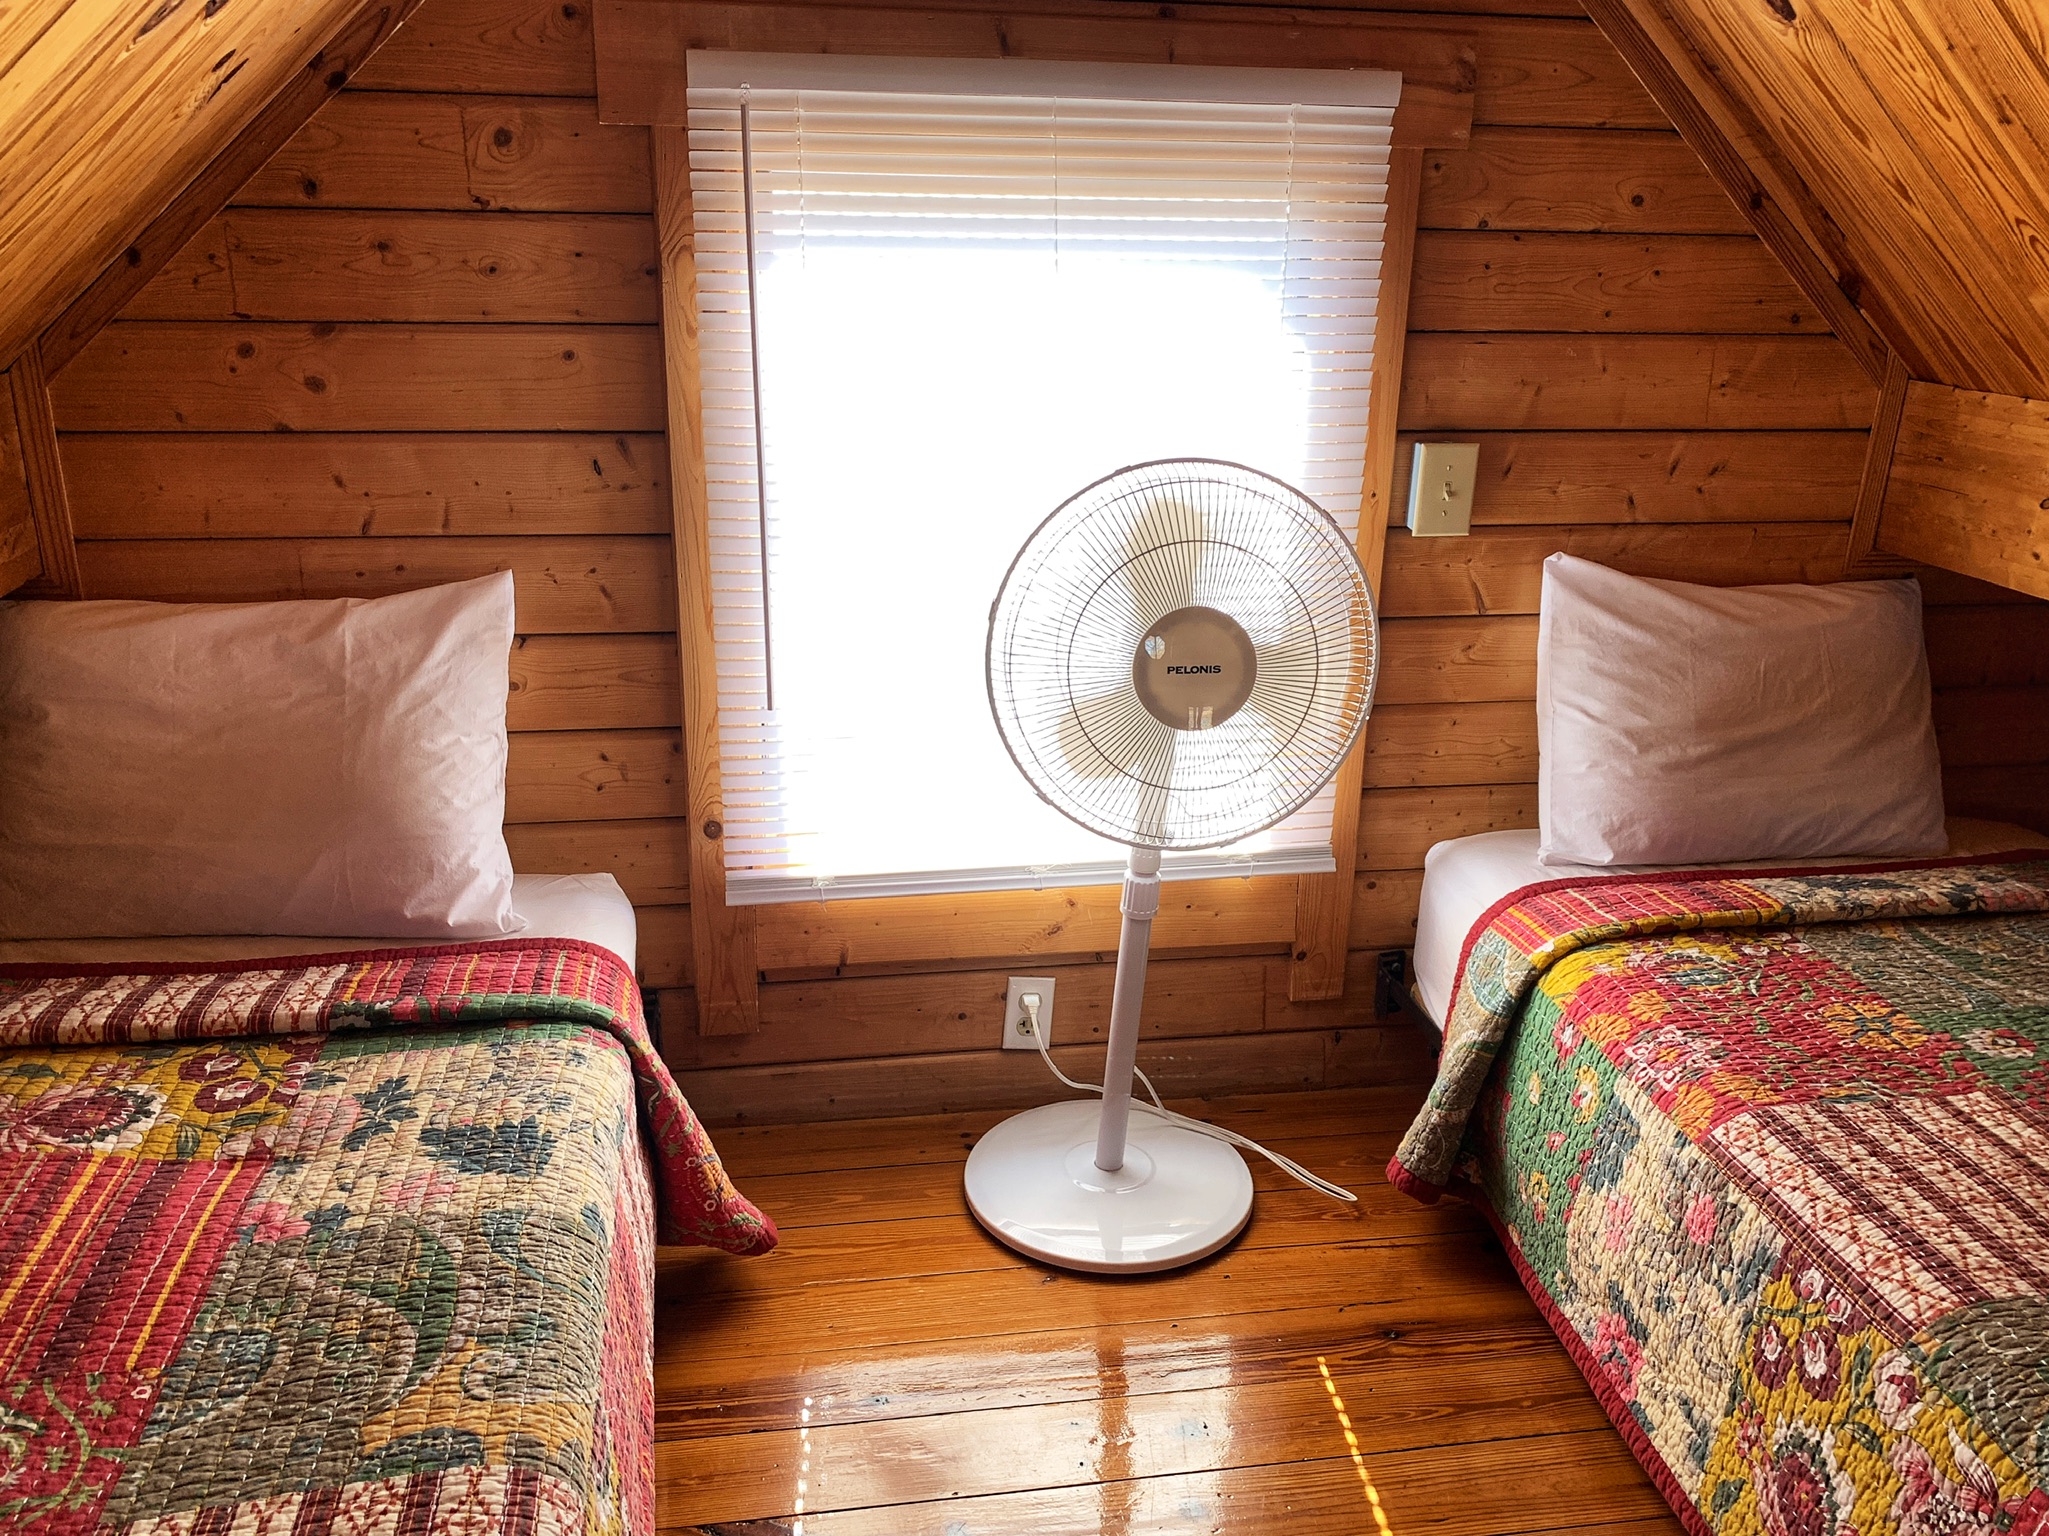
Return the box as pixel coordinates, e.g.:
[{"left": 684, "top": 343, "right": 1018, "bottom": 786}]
[
  {"left": 0, "top": 873, "right": 638, "bottom": 974},
  {"left": 1411, "top": 817, "right": 2049, "bottom": 1031}
]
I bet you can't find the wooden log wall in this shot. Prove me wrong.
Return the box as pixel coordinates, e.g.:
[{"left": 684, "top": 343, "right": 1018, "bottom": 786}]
[{"left": 45, "top": 0, "right": 2049, "bottom": 1123}]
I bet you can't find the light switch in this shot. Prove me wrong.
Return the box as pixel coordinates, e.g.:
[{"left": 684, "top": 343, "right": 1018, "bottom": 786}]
[{"left": 1406, "top": 442, "right": 1478, "bottom": 537}]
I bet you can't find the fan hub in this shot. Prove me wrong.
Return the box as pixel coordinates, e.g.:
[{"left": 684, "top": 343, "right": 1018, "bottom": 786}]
[{"left": 1131, "top": 604, "right": 1257, "bottom": 732}]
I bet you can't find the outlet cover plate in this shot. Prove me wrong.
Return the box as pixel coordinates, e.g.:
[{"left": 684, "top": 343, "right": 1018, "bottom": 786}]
[
  {"left": 1002, "top": 976, "right": 1058, "bottom": 1050},
  {"left": 1407, "top": 441, "right": 1478, "bottom": 537}
]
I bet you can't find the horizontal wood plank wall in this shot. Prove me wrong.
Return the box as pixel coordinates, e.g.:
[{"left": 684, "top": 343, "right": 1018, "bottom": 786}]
[
  {"left": 48, "top": 0, "right": 689, "bottom": 997},
  {"left": 48, "top": 0, "right": 2048, "bottom": 1123}
]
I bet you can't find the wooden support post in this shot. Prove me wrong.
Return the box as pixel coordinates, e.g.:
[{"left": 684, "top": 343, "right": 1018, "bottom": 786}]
[
  {"left": 8, "top": 348, "right": 80, "bottom": 598},
  {"left": 652, "top": 127, "right": 761, "bottom": 1035},
  {"left": 1289, "top": 146, "right": 1424, "bottom": 1003},
  {"left": 0, "top": 366, "right": 41, "bottom": 596},
  {"left": 1846, "top": 350, "right": 1913, "bottom": 575}
]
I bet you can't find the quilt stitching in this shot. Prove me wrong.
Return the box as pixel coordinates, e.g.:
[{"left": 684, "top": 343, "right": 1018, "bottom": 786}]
[
  {"left": 1394, "top": 856, "right": 2049, "bottom": 1536},
  {"left": 0, "top": 941, "right": 769, "bottom": 1536}
]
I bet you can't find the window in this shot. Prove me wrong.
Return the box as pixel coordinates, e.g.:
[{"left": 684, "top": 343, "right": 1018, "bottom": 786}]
[{"left": 685, "top": 53, "right": 1398, "bottom": 903}]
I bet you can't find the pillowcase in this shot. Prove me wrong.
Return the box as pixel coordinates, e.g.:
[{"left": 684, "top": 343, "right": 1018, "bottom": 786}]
[
  {"left": 1536, "top": 554, "right": 1947, "bottom": 866},
  {"left": 0, "top": 573, "right": 521, "bottom": 939}
]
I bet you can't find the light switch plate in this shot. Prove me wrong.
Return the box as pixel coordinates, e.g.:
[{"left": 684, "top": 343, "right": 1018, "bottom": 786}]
[{"left": 1407, "top": 442, "right": 1478, "bottom": 537}]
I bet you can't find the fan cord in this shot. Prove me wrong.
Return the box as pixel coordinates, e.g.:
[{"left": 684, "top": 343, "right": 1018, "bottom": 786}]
[{"left": 1017, "top": 993, "right": 1358, "bottom": 1205}]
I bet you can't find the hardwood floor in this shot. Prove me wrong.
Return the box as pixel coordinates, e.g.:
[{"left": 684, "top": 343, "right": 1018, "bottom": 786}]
[{"left": 655, "top": 1085, "right": 1688, "bottom": 1535}]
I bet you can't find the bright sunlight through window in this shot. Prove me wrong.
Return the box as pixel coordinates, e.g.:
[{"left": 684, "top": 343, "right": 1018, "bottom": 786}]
[{"left": 685, "top": 54, "right": 1397, "bottom": 901}]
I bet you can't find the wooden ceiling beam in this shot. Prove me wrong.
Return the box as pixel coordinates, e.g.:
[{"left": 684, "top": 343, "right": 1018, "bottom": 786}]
[{"left": 38, "top": 0, "right": 427, "bottom": 379}]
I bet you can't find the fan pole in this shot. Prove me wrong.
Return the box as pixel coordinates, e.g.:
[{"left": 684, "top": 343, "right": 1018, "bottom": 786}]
[{"left": 1095, "top": 846, "right": 1161, "bottom": 1172}]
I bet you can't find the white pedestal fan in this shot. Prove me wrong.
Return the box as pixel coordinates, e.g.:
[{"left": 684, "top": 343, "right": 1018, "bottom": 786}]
[{"left": 967, "top": 459, "right": 1380, "bottom": 1274}]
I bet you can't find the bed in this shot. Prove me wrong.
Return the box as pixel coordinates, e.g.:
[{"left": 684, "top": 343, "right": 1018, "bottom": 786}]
[
  {"left": 0, "top": 876, "right": 774, "bottom": 1536},
  {"left": 1393, "top": 825, "right": 2049, "bottom": 1536}
]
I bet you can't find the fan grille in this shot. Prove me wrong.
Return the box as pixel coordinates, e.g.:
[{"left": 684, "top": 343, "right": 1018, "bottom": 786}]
[{"left": 987, "top": 459, "right": 1378, "bottom": 850}]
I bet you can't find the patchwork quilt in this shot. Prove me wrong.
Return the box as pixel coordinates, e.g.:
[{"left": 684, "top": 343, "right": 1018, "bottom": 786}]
[
  {"left": 1392, "top": 855, "right": 2049, "bottom": 1536},
  {"left": 0, "top": 940, "right": 776, "bottom": 1536}
]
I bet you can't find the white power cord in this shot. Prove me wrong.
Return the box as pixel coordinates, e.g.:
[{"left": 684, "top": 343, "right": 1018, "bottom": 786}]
[{"left": 1018, "top": 992, "right": 1358, "bottom": 1205}]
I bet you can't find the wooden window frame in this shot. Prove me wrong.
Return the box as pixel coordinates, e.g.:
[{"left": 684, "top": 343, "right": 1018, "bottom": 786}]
[{"left": 614, "top": 0, "right": 1473, "bottom": 1030}]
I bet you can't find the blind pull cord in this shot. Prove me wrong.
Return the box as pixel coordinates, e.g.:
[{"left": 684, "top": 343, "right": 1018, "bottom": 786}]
[{"left": 740, "top": 85, "right": 775, "bottom": 710}]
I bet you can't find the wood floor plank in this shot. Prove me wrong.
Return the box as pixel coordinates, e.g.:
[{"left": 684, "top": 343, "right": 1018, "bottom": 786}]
[
  {"left": 658, "top": 1352, "right": 1616, "bottom": 1526},
  {"left": 671, "top": 1427, "right": 1673, "bottom": 1535},
  {"left": 734, "top": 1128, "right": 1429, "bottom": 1231},
  {"left": 672, "top": 1175, "right": 1482, "bottom": 1298},
  {"left": 656, "top": 1086, "right": 1683, "bottom": 1536},
  {"left": 655, "top": 1292, "right": 1554, "bottom": 1439},
  {"left": 656, "top": 1229, "right": 1515, "bottom": 1365},
  {"left": 707, "top": 1086, "right": 1430, "bottom": 1180},
  {"left": 665, "top": 1203, "right": 1489, "bottom": 1307}
]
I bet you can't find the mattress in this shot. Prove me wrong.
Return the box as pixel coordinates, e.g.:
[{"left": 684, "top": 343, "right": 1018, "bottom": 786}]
[
  {"left": 1389, "top": 850, "right": 2049, "bottom": 1536},
  {"left": 0, "top": 871, "right": 639, "bottom": 974},
  {"left": 1411, "top": 816, "right": 2049, "bottom": 1028}
]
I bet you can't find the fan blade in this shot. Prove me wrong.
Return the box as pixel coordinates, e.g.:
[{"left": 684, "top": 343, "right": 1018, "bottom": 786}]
[
  {"left": 1056, "top": 686, "right": 1181, "bottom": 781},
  {"left": 1054, "top": 690, "right": 1129, "bottom": 782},
  {"left": 1124, "top": 490, "right": 1217, "bottom": 624}
]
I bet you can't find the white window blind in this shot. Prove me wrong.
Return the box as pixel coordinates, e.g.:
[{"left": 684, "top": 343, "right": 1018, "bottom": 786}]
[{"left": 685, "top": 51, "right": 1398, "bottom": 904}]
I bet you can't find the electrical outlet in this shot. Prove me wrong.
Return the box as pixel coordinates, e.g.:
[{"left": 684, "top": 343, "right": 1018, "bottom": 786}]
[{"left": 1002, "top": 975, "right": 1058, "bottom": 1050}]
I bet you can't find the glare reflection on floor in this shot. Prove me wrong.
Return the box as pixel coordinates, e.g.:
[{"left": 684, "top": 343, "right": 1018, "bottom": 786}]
[
  {"left": 792, "top": 1394, "right": 813, "bottom": 1535},
  {"left": 1317, "top": 1356, "right": 1396, "bottom": 1536}
]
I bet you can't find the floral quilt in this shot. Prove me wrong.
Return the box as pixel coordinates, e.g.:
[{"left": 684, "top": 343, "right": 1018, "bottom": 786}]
[
  {"left": 1391, "top": 855, "right": 2049, "bottom": 1536},
  {"left": 0, "top": 940, "right": 776, "bottom": 1536}
]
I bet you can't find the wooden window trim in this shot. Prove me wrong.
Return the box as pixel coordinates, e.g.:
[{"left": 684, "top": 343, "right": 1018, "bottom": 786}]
[
  {"left": 598, "top": 0, "right": 1476, "bottom": 148},
  {"left": 1289, "top": 144, "right": 1424, "bottom": 1002},
  {"left": 629, "top": 3, "right": 1471, "bottom": 1028}
]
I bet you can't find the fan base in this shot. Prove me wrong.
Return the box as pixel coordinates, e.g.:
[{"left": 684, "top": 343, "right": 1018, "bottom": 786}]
[{"left": 963, "top": 1099, "right": 1254, "bottom": 1273}]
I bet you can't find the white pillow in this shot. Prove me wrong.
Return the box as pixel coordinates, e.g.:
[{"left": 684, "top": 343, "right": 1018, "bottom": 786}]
[
  {"left": 0, "top": 573, "right": 521, "bottom": 939},
  {"left": 1537, "top": 554, "right": 1946, "bottom": 866}
]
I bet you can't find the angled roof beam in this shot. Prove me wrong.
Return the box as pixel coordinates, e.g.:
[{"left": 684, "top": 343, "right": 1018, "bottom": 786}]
[
  {"left": 37, "top": 0, "right": 425, "bottom": 378},
  {"left": 1579, "top": 0, "right": 1890, "bottom": 387}
]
